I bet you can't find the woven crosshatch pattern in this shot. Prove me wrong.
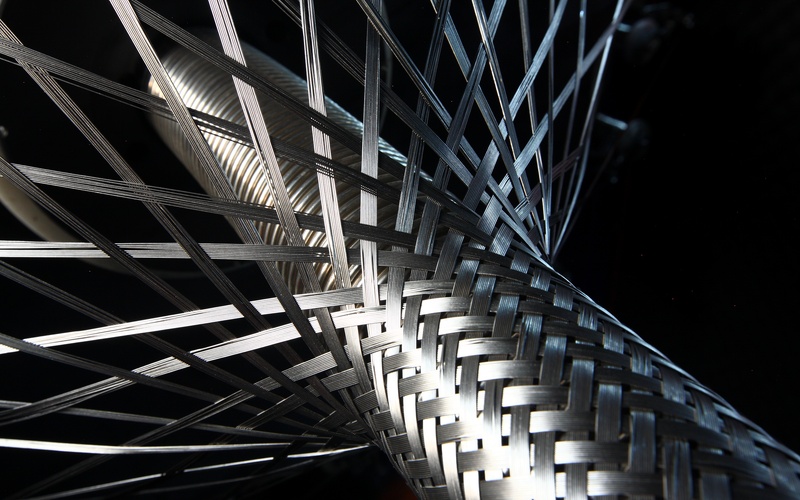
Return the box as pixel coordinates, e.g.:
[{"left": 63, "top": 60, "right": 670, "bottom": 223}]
[
  {"left": 350, "top": 257, "right": 800, "bottom": 498},
  {"left": 0, "top": 0, "right": 798, "bottom": 498}
]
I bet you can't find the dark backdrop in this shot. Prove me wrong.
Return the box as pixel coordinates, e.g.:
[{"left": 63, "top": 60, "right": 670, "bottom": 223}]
[{"left": 559, "top": 0, "right": 800, "bottom": 455}]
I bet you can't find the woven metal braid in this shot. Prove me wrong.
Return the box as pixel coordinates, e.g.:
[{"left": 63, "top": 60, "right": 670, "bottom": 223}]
[
  {"left": 144, "top": 47, "right": 800, "bottom": 499},
  {"left": 139, "top": 22, "right": 800, "bottom": 500},
  {"left": 0, "top": 1, "right": 798, "bottom": 498},
  {"left": 346, "top": 252, "right": 800, "bottom": 499}
]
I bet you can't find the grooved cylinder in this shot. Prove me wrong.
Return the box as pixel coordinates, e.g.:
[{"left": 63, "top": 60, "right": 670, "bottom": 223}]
[{"left": 147, "top": 37, "right": 403, "bottom": 292}]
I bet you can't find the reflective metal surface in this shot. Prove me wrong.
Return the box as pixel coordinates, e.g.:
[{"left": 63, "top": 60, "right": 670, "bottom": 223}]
[
  {"left": 148, "top": 36, "right": 403, "bottom": 292},
  {"left": 2, "top": 2, "right": 799, "bottom": 498}
]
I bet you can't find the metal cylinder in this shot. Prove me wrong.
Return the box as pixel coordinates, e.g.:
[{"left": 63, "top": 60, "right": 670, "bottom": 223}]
[{"left": 146, "top": 36, "right": 403, "bottom": 292}]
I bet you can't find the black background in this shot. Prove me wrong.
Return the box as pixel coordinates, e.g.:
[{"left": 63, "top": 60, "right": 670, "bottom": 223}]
[{"left": 559, "top": 0, "right": 800, "bottom": 455}]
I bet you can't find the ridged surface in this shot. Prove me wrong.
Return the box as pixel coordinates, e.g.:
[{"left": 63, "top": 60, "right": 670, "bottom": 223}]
[{"left": 147, "top": 38, "right": 404, "bottom": 292}]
